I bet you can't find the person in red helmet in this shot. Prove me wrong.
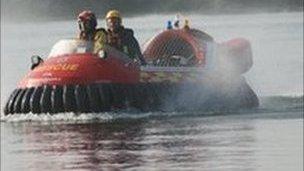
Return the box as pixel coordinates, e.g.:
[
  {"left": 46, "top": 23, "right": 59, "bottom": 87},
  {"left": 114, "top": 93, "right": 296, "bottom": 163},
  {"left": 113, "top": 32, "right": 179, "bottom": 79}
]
[
  {"left": 77, "top": 10, "right": 107, "bottom": 52},
  {"left": 105, "top": 10, "right": 146, "bottom": 65}
]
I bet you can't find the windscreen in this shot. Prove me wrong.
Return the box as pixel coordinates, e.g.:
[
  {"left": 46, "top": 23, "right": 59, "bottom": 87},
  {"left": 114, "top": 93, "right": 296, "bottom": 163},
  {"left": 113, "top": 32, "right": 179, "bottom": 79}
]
[{"left": 48, "top": 39, "right": 94, "bottom": 58}]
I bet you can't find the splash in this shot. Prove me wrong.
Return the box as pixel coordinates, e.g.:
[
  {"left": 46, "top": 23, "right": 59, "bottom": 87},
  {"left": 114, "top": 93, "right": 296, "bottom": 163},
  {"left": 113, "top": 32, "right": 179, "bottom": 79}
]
[
  {"left": 1, "top": 95, "right": 302, "bottom": 123},
  {"left": 1, "top": 112, "right": 112, "bottom": 123}
]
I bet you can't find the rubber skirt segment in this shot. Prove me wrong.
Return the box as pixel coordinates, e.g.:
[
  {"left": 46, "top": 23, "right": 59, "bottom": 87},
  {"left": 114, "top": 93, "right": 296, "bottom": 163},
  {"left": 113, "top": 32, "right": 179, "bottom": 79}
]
[
  {"left": 3, "top": 82, "right": 177, "bottom": 114},
  {"left": 153, "top": 83, "right": 163, "bottom": 108},
  {"left": 30, "top": 86, "right": 43, "bottom": 114},
  {"left": 134, "top": 83, "right": 149, "bottom": 110},
  {"left": 3, "top": 81, "right": 260, "bottom": 114},
  {"left": 63, "top": 85, "right": 77, "bottom": 112},
  {"left": 51, "top": 85, "right": 64, "bottom": 113},
  {"left": 4, "top": 83, "right": 157, "bottom": 114},
  {"left": 98, "top": 84, "right": 111, "bottom": 111},
  {"left": 13, "top": 89, "right": 27, "bottom": 114},
  {"left": 124, "top": 84, "right": 137, "bottom": 107},
  {"left": 116, "top": 84, "right": 127, "bottom": 107},
  {"left": 87, "top": 84, "right": 102, "bottom": 112},
  {"left": 75, "top": 85, "right": 90, "bottom": 113},
  {"left": 10, "top": 89, "right": 23, "bottom": 114},
  {"left": 40, "top": 85, "right": 52, "bottom": 113},
  {"left": 109, "top": 84, "right": 123, "bottom": 108},
  {"left": 139, "top": 83, "right": 153, "bottom": 110},
  {"left": 4, "top": 89, "right": 19, "bottom": 114},
  {"left": 21, "top": 87, "right": 35, "bottom": 114}
]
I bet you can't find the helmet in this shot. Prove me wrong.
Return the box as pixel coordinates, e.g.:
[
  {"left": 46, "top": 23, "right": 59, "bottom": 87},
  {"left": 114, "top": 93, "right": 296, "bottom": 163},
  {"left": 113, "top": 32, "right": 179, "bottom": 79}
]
[
  {"left": 77, "top": 10, "right": 97, "bottom": 31},
  {"left": 106, "top": 10, "right": 121, "bottom": 20}
]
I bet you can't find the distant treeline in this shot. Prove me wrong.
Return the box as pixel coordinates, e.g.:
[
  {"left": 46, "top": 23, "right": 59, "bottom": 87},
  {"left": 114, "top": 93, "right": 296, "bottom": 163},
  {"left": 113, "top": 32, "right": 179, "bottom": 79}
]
[{"left": 2, "top": 0, "right": 303, "bottom": 21}]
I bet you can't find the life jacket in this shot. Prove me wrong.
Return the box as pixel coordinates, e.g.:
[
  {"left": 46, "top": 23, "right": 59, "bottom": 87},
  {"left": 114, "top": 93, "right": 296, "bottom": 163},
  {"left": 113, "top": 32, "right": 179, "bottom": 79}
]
[
  {"left": 78, "top": 28, "right": 107, "bottom": 53},
  {"left": 107, "top": 27, "right": 124, "bottom": 51},
  {"left": 93, "top": 28, "right": 107, "bottom": 53},
  {"left": 107, "top": 27, "right": 138, "bottom": 56}
]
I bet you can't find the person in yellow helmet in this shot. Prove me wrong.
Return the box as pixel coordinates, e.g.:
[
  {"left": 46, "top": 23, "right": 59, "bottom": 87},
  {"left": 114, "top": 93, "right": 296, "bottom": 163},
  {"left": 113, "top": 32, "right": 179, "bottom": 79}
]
[
  {"left": 105, "top": 10, "right": 146, "bottom": 65},
  {"left": 183, "top": 19, "right": 190, "bottom": 30},
  {"left": 77, "top": 10, "right": 107, "bottom": 53}
]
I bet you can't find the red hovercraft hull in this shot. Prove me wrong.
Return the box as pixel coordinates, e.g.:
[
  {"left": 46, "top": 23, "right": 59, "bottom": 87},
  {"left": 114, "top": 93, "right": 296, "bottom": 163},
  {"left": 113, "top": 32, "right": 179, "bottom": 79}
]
[
  {"left": 18, "top": 53, "right": 140, "bottom": 87},
  {"left": 4, "top": 28, "right": 258, "bottom": 114}
]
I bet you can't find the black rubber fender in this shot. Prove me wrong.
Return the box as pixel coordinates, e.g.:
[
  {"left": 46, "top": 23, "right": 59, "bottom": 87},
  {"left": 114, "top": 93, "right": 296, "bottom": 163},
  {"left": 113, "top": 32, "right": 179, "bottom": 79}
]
[
  {"left": 63, "top": 85, "right": 77, "bottom": 112},
  {"left": 51, "top": 85, "right": 64, "bottom": 113},
  {"left": 9, "top": 89, "right": 22, "bottom": 114},
  {"left": 117, "top": 84, "right": 127, "bottom": 107},
  {"left": 148, "top": 83, "right": 160, "bottom": 108},
  {"left": 136, "top": 83, "right": 150, "bottom": 109},
  {"left": 141, "top": 83, "right": 155, "bottom": 108},
  {"left": 165, "top": 83, "right": 174, "bottom": 97},
  {"left": 107, "top": 84, "right": 118, "bottom": 107},
  {"left": 130, "top": 84, "right": 143, "bottom": 108},
  {"left": 153, "top": 83, "right": 163, "bottom": 108},
  {"left": 98, "top": 84, "right": 111, "bottom": 111},
  {"left": 75, "top": 85, "right": 90, "bottom": 113},
  {"left": 148, "top": 83, "right": 160, "bottom": 109},
  {"left": 110, "top": 84, "right": 125, "bottom": 107},
  {"left": 124, "top": 84, "right": 136, "bottom": 107},
  {"left": 21, "top": 87, "right": 35, "bottom": 114},
  {"left": 144, "top": 83, "right": 153, "bottom": 108},
  {"left": 87, "top": 84, "right": 102, "bottom": 112},
  {"left": 4, "top": 89, "right": 20, "bottom": 114},
  {"left": 156, "top": 82, "right": 165, "bottom": 96},
  {"left": 13, "top": 89, "right": 27, "bottom": 114},
  {"left": 40, "top": 85, "right": 52, "bottom": 113},
  {"left": 30, "top": 86, "right": 43, "bottom": 114},
  {"left": 159, "top": 83, "right": 175, "bottom": 105}
]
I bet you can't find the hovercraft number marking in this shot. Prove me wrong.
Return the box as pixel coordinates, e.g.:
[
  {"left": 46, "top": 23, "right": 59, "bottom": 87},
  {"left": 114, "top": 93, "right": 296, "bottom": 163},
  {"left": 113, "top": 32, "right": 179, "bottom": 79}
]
[{"left": 36, "top": 64, "right": 79, "bottom": 72}]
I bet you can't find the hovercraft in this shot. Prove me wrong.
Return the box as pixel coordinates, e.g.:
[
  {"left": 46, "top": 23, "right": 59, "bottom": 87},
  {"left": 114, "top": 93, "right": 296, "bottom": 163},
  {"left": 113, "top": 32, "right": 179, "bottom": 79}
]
[{"left": 3, "top": 28, "right": 258, "bottom": 114}]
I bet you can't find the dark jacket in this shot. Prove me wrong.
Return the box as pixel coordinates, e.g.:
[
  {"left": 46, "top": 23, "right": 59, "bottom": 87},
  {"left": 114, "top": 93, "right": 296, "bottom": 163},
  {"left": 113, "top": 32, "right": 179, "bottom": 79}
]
[{"left": 107, "top": 27, "right": 146, "bottom": 64}]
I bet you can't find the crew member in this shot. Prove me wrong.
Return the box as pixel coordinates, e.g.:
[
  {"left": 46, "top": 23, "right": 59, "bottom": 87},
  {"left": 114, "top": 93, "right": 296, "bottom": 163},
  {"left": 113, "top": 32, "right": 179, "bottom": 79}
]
[
  {"left": 77, "top": 10, "right": 107, "bottom": 53},
  {"left": 183, "top": 19, "right": 190, "bottom": 30},
  {"left": 105, "top": 10, "right": 146, "bottom": 64},
  {"left": 173, "top": 14, "right": 180, "bottom": 28},
  {"left": 167, "top": 20, "right": 173, "bottom": 29}
]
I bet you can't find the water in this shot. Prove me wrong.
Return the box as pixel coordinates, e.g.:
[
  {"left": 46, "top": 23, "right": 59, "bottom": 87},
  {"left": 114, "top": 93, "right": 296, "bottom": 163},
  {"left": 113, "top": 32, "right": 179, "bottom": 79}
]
[
  {"left": 1, "top": 110, "right": 303, "bottom": 171},
  {"left": 1, "top": 12, "right": 303, "bottom": 170}
]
